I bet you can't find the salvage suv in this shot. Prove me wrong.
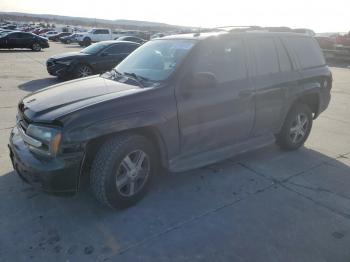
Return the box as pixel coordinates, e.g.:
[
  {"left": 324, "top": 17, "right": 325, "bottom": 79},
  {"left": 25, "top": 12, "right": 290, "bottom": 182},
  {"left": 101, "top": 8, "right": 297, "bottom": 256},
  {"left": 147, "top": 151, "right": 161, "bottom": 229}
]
[{"left": 9, "top": 30, "right": 332, "bottom": 209}]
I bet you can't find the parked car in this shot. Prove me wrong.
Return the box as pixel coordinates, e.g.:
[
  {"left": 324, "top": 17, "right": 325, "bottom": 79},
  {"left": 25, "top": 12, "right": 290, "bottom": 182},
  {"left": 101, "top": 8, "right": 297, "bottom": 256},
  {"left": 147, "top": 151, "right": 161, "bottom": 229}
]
[
  {"left": 75, "top": 28, "right": 119, "bottom": 46},
  {"left": 9, "top": 31, "right": 331, "bottom": 209},
  {"left": 41, "top": 31, "right": 59, "bottom": 38},
  {"left": 0, "top": 29, "right": 13, "bottom": 34},
  {"left": 60, "top": 33, "right": 79, "bottom": 44},
  {"left": 315, "top": 36, "right": 336, "bottom": 50},
  {"left": 48, "top": 32, "right": 71, "bottom": 41},
  {"left": 36, "top": 28, "right": 52, "bottom": 35},
  {"left": 117, "top": 36, "right": 146, "bottom": 44},
  {"left": 0, "top": 31, "right": 49, "bottom": 51},
  {"left": 46, "top": 40, "right": 140, "bottom": 79},
  {"left": 0, "top": 24, "right": 17, "bottom": 30}
]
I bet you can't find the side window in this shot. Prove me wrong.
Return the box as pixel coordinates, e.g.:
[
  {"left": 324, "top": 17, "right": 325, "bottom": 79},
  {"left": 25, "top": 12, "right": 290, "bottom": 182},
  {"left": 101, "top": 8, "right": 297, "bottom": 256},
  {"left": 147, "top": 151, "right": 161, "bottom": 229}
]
[
  {"left": 100, "top": 30, "right": 109, "bottom": 34},
  {"left": 93, "top": 30, "right": 100, "bottom": 34},
  {"left": 194, "top": 38, "right": 247, "bottom": 83},
  {"left": 283, "top": 36, "right": 325, "bottom": 69},
  {"left": 8, "top": 33, "right": 20, "bottom": 38},
  {"left": 104, "top": 45, "right": 122, "bottom": 54},
  {"left": 249, "top": 37, "right": 279, "bottom": 76},
  {"left": 121, "top": 44, "right": 138, "bottom": 53},
  {"left": 275, "top": 39, "right": 292, "bottom": 72}
]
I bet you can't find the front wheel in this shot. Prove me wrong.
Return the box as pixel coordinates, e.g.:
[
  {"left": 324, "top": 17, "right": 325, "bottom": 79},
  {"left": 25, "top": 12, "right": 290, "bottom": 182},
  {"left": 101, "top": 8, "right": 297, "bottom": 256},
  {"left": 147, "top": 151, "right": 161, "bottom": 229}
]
[
  {"left": 74, "top": 64, "right": 93, "bottom": 78},
  {"left": 83, "top": 37, "right": 91, "bottom": 46},
  {"left": 31, "top": 42, "right": 42, "bottom": 51},
  {"left": 276, "top": 103, "right": 313, "bottom": 150},
  {"left": 90, "top": 134, "right": 156, "bottom": 209}
]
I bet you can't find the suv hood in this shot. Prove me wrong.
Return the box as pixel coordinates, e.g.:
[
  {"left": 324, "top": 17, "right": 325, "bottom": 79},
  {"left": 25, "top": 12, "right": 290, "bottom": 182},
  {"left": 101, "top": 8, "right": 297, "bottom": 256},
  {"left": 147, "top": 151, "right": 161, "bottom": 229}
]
[{"left": 20, "top": 76, "right": 141, "bottom": 122}]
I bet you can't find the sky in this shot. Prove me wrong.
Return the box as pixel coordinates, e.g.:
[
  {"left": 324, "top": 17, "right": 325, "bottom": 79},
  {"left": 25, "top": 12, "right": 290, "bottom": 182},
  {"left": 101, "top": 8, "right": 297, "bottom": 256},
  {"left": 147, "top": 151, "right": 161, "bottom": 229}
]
[{"left": 0, "top": 0, "right": 348, "bottom": 33}]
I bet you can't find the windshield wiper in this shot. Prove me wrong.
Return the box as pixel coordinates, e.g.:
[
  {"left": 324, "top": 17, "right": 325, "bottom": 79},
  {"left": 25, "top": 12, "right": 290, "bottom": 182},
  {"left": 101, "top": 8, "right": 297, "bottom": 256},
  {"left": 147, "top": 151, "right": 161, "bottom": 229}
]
[{"left": 124, "top": 72, "right": 152, "bottom": 87}]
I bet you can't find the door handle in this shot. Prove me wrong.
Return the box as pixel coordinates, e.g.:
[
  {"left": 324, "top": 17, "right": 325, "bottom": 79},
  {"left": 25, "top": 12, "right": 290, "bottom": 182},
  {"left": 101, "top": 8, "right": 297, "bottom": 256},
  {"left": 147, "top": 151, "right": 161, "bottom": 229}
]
[{"left": 238, "top": 89, "right": 254, "bottom": 98}]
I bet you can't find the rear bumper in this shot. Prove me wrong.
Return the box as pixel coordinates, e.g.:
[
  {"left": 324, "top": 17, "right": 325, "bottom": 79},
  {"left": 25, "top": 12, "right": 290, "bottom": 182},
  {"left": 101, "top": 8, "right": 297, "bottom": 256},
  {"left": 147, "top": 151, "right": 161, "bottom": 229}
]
[{"left": 8, "top": 127, "right": 83, "bottom": 195}]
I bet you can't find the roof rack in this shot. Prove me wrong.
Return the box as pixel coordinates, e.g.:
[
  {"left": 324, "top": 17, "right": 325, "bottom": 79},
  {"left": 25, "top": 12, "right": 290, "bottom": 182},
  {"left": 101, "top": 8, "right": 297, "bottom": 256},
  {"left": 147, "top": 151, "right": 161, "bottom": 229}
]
[{"left": 212, "top": 26, "right": 294, "bottom": 33}]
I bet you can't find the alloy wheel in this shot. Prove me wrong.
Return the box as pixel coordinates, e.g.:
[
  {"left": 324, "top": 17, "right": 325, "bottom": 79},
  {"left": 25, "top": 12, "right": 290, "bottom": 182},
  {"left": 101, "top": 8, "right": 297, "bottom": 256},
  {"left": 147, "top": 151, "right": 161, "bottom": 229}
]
[
  {"left": 289, "top": 113, "right": 309, "bottom": 144},
  {"left": 115, "top": 150, "right": 150, "bottom": 197},
  {"left": 78, "top": 66, "right": 92, "bottom": 77},
  {"left": 32, "top": 43, "right": 41, "bottom": 51}
]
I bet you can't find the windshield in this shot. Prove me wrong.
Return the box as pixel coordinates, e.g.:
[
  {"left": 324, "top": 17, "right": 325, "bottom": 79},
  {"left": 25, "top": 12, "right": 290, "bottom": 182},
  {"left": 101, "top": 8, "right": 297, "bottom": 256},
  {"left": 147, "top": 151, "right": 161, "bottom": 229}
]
[
  {"left": 114, "top": 39, "right": 196, "bottom": 81},
  {"left": 80, "top": 42, "right": 107, "bottom": 54}
]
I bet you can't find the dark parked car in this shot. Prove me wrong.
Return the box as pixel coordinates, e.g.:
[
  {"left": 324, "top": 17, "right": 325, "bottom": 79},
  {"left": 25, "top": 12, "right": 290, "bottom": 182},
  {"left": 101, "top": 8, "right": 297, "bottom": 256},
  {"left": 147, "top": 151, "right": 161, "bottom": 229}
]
[
  {"left": 60, "top": 33, "right": 78, "bottom": 44},
  {"left": 1, "top": 24, "right": 17, "bottom": 30},
  {"left": 46, "top": 40, "right": 140, "bottom": 79},
  {"left": 48, "top": 32, "right": 71, "bottom": 41},
  {"left": 0, "top": 31, "right": 49, "bottom": 51},
  {"left": 117, "top": 36, "right": 146, "bottom": 44},
  {"left": 9, "top": 31, "right": 332, "bottom": 209}
]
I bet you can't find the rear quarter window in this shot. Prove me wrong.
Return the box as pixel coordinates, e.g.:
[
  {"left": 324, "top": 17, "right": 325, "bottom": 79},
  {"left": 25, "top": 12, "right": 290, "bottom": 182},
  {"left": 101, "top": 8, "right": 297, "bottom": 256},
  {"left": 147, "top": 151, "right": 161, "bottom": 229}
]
[
  {"left": 248, "top": 37, "right": 280, "bottom": 76},
  {"left": 282, "top": 36, "right": 325, "bottom": 69}
]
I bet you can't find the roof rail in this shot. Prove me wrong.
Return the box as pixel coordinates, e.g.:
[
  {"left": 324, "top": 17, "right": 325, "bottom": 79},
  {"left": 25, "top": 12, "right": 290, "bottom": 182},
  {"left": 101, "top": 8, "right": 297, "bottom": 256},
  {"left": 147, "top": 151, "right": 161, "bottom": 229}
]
[{"left": 212, "top": 26, "right": 294, "bottom": 33}]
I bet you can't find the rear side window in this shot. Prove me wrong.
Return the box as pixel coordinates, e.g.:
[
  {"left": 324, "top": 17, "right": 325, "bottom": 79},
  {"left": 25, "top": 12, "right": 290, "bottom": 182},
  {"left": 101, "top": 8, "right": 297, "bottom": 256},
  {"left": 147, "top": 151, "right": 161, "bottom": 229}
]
[
  {"left": 275, "top": 39, "right": 292, "bottom": 72},
  {"left": 194, "top": 37, "right": 247, "bottom": 83},
  {"left": 282, "top": 36, "right": 325, "bottom": 69},
  {"left": 249, "top": 37, "right": 279, "bottom": 76}
]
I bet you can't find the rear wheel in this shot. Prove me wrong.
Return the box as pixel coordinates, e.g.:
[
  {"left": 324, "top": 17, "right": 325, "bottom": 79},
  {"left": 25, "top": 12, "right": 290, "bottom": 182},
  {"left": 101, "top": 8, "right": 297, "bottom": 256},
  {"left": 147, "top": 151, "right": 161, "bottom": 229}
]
[
  {"left": 31, "top": 42, "right": 41, "bottom": 51},
  {"left": 276, "top": 103, "right": 313, "bottom": 150},
  {"left": 74, "top": 64, "right": 93, "bottom": 78},
  {"left": 83, "top": 37, "right": 91, "bottom": 46},
  {"left": 90, "top": 134, "right": 156, "bottom": 209}
]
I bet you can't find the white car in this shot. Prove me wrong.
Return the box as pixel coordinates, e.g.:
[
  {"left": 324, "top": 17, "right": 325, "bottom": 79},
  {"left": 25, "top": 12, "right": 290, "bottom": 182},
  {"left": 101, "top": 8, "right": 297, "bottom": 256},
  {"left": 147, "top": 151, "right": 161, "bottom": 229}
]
[
  {"left": 75, "top": 28, "right": 119, "bottom": 46},
  {"left": 42, "top": 31, "right": 59, "bottom": 38}
]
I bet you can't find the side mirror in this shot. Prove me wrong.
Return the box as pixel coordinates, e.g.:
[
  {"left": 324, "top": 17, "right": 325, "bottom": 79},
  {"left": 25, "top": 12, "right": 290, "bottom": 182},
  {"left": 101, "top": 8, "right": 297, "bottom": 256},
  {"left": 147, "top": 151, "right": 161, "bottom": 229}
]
[{"left": 187, "top": 72, "right": 217, "bottom": 89}]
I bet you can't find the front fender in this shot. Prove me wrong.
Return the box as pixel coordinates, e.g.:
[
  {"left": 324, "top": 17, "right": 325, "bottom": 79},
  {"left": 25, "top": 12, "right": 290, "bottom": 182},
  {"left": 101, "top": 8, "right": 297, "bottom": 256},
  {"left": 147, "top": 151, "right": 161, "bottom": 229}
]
[{"left": 64, "top": 110, "right": 167, "bottom": 143}]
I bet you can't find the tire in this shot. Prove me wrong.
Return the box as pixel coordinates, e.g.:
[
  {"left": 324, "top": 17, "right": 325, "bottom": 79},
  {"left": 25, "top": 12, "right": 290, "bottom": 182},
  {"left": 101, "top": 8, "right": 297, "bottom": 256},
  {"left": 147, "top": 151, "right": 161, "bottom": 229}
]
[
  {"left": 74, "top": 64, "right": 93, "bottom": 78},
  {"left": 83, "top": 37, "right": 91, "bottom": 46},
  {"left": 276, "top": 103, "right": 313, "bottom": 150},
  {"left": 66, "top": 39, "right": 71, "bottom": 44},
  {"left": 90, "top": 134, "right": 156, "bottom": 209},
  {"left": 31, "top": 42, "right": 42, "bottom": 52}
]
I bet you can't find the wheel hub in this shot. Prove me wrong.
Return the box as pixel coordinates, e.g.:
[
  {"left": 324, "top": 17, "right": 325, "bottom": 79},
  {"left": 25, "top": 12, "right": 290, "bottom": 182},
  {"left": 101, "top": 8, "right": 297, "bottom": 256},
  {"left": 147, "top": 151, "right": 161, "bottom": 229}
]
[
  {"left": 115, "top": 150, "right": 150, "bottom": 197},
  {"left": 289, "top": 113, "right": 308, "bottom": 144}
]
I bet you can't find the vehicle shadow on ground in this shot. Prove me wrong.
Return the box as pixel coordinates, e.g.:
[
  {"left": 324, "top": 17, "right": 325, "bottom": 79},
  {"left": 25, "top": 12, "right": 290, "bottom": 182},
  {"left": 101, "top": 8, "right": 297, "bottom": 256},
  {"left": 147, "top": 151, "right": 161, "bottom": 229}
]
[
  {"left": 0, "top": 49, "right": 38, "bottom": 53},
  {"left": 60, "top": 45, "right": 82, "bottom": 49},
  {"left": 18, "top": 77, "right": 62, "bottom": 92},
  {"left": 0, "top": 145, "right": 349, "bottom": 260}
]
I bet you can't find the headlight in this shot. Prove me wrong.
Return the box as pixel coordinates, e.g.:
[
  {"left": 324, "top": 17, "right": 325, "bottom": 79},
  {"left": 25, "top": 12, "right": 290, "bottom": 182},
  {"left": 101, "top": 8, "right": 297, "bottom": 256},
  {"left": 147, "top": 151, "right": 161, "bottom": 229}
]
[
  {"left": 56, "top": 60, "right": 72, "bottom": 66},
  {"left": 26, "top": 124, "right": 62, "bottom": 157}
]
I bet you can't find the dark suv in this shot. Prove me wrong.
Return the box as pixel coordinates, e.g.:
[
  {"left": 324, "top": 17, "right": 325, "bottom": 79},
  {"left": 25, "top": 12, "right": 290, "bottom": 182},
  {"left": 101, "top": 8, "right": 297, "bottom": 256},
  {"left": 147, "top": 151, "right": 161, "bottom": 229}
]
[{"left": 9, "top": 31, "right": 332, "bottom": 209}]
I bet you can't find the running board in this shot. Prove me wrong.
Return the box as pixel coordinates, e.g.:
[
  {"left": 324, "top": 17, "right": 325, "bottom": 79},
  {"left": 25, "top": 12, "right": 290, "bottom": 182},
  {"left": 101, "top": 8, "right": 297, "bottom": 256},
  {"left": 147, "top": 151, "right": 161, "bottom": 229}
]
[{"left": 169, "top": 134, "right": 275, "bottom": 173}]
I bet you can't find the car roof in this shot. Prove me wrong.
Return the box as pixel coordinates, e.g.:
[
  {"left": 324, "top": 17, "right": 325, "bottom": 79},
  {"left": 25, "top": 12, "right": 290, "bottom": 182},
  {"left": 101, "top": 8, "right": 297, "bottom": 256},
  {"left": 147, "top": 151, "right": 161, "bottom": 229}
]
[
  {"left": 161, "top": 31, "right": 312, "bottom": 41},
  {"left": 97, "top": 40, "right": 141, "bottom": 45}
]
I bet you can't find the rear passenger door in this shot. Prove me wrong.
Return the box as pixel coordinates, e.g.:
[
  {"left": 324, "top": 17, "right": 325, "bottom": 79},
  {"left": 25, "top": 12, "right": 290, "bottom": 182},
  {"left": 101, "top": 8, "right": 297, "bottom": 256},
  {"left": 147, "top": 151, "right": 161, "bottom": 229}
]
[{"left": 246, "top": 36, "right": 298, "bottom": 136}]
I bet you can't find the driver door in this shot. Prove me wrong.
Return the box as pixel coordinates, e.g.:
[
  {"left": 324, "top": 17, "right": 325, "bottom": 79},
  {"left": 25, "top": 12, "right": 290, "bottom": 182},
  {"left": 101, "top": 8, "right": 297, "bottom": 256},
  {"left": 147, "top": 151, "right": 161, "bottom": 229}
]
[{"left": 175, "top": 36, "right": 255, "bottom": 154}]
